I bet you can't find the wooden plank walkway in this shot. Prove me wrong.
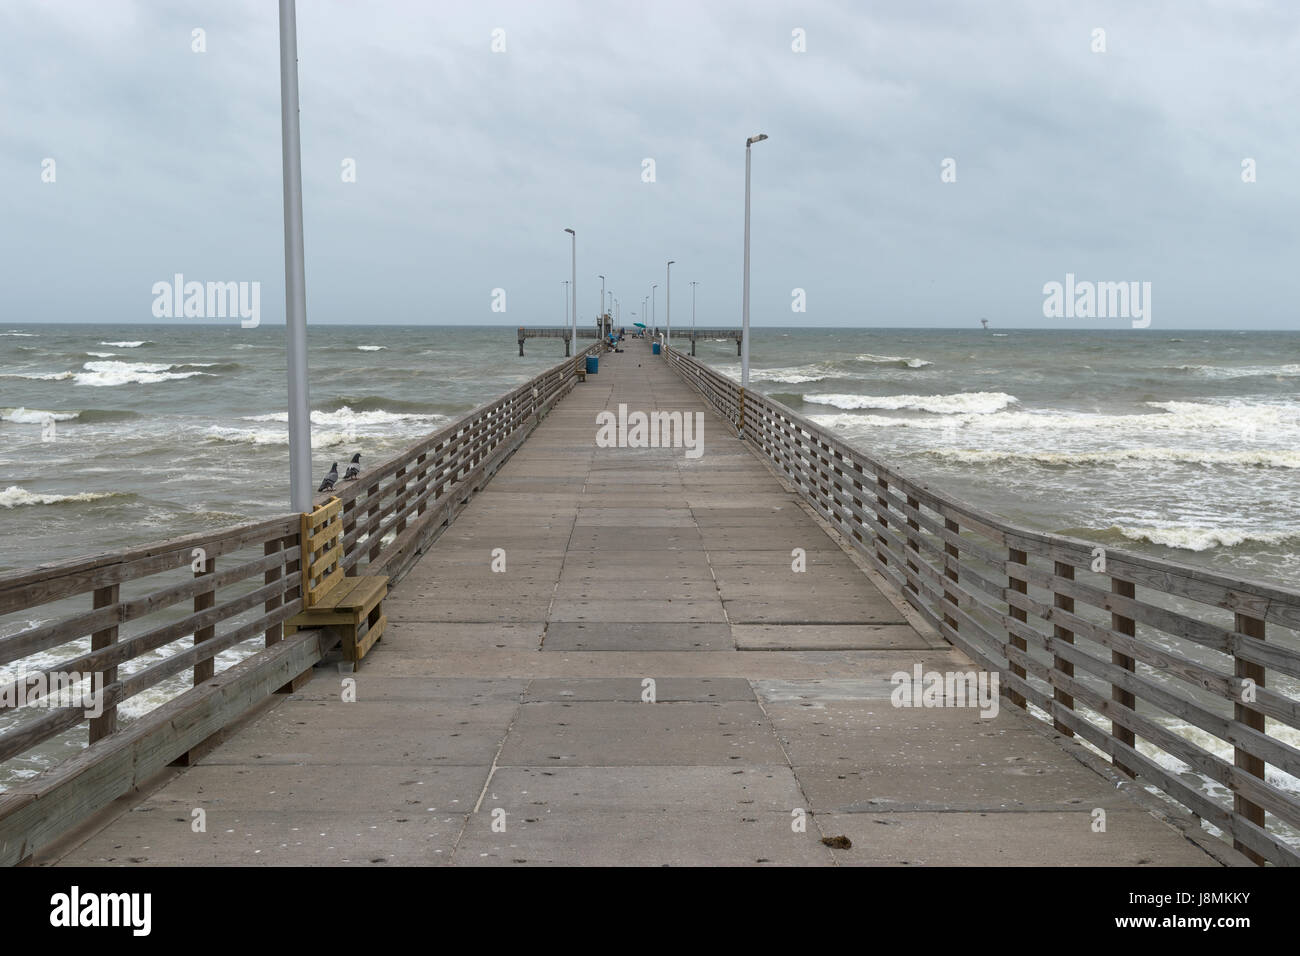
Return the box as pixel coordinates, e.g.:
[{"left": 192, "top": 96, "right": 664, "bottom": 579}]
[{"left": 46, "top": 345, "right": 1223, "bottom": 866}]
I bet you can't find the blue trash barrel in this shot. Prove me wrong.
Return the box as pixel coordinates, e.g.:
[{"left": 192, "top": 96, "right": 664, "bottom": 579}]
[
  {"left": 585, "top": 354, "right": 598, "bottom": 375},
  {"left": 652, "top": 343, "right": 661, "bottom": 355}
]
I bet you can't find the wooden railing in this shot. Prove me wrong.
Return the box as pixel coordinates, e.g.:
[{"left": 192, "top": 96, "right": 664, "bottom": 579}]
[
  {"left": 664, "top": 344, "right": 1300, "bottom": 866},
  {"left": 0, "top": 343, "right": 598, "bottom": 865}
]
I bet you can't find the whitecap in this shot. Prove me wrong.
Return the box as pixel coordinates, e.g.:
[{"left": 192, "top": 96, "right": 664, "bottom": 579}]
[
  {"left": 0, "top": 486, "right": 119, "bottom": 508},
  {"left": 803, "top": 392, "right": 1017, "bottom": 415},
  {"left": 1, "top": 407, "right": 79, "bottom": 424}
]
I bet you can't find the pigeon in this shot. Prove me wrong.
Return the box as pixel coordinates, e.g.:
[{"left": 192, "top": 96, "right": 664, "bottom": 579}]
[
  {"left": 317, "top": 462, "right": 338, "bottom": 492},
  {"left": 343, "top": 453, "right": 361, "bottom": 481}
]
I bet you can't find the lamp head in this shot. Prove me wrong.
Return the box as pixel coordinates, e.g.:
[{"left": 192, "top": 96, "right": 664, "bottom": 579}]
[
  {"left": 746, "top": 133, "right": 769, "bottom": 146},
  {"left": 564, "top": 227, "right": 575, "bottom": 235}
]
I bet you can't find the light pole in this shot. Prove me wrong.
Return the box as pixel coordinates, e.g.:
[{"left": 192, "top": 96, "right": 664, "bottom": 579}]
[
  {"left": 642, "top": 297, "right": 648, "bottom": 336},
  {"left": 565, "top": 228, "right": 576, "bottom": 356},
  {"left": 666, "top": 260, "right": 675, "bottom": 350},
  {"left": 278, "top": 0, "right": 313, "bottom": 512},
  {"left": 690, "top": 280, "right": 698, "bottom": 338},
  {"left": 562, "top": 279, "right": 569, "bottom": 348},
  {"left": 742, "top": 133, "right": 767, "bottom": 390},
  {"left": 650, "top": 284, "right": 657, "bottom": 341},
  {"left": 598, "top": 274, "right": 605, "bottom": 334}
]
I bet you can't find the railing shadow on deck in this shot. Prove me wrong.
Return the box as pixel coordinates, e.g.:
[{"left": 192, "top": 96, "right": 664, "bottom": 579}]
[
  {"left": 662, "top": 343, "right": 1300, "bottom": 867},
  {"left": 0, "top": 342, "right": 600, "bottom": 866}
]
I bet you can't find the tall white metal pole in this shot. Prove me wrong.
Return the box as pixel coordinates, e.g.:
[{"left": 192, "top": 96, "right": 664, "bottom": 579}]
[
  {"left": 565, "top": 229, "right": 576, "bottom": 355},
  {"left": 651, "top": 285, "right": 657, "bottom": 340},
  {"left": 691, "top": 281, "right": 697, "bottom": 334},
  {"left": 279, "top": 0, "right": 312, "bottom": 512},
  {"left": 666, "top": 260, "right": 674, "bottom": 350},
  {"left": 563, "top": 280, "right": 569, "bottom": 337},
  {"left": 598, "top": 274, "right": 605, "bottom": 335},
  {"left": 742, "top": 134, "right": 767, "bottom": 389}
]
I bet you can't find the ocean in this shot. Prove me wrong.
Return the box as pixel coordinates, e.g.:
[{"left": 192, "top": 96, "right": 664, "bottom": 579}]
[{"left": 2, "top": 324, "right": 1296, "bottom": 584}]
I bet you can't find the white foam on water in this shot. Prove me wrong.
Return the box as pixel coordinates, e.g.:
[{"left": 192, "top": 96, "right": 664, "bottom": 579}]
[
  {"left": 0, "top": 486, "right": 119, "bottom": 508},
  {"left": 205, "top": 425, "right": 360, "bottom": 447},
  {"left": 0, "top": 332, "right": 37, "bottom": 337},
  {"left": 99, "top": 340, "right": 148, "bottom": 348},
  {"left": 357, "top": 345, "right": 388, "bottom": 351},
  {"left": 242, "top": 406, "right": 442, "bottom": 427},
  {"left": 74, "top": 361, "right": 211, "bottom": 386},
  {"left": 804, "top": 391, "right": 1017, "bottom": 414},
  {"left": 86, "top": 351, "right": 116, "bottom": 358},
  {"left": 1110, "top": 524, "right": 1296, "bottom": 551},
  {"left": 928, "top": 447, "right": 1300, "bottom": 468},
  {"left": 856, "top": 353, "right": 933, "bottom": 368},
  {"left": 0, "top": 370, "right": 75, "bottom": 381},
  {"left": 1, "top": 407, "right": 79, "bottom": 424}
]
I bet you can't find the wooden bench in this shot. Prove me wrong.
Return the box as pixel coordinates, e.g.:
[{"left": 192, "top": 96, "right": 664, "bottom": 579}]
[
  {"left": 575, "top": 360, "right": 587, "bottom": 382},
  {"left": 285, "top": 497, "right": 387, "bottom": 671}
]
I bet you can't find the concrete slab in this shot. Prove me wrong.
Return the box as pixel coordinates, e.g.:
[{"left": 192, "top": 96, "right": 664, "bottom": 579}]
[
  {"left": 544, "top": 622, "right": 733, "bottom": 651},
  {"left": 497, "top": 701, "right": 788, "bottom": 766}
]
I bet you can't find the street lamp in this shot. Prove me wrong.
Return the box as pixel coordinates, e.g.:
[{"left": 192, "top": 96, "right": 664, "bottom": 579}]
[
  {"left": 562, "top": 279, "right": 569, "bottom": 343},
  {"left": 278, "top": 0, "right": 313, "bottom": 512},
  {"left": 650, "top": 284, "right": 658, "bottom": 340},
  {"left": 666, "top": 260, "right": 675, "bottom": 350},
  {"left": 598, "top": 274, "right": 605, "bottom": 334},
  {"left": 690, "top": 280, "right": 698, "bottom": 338},
  {"left": 742, "top": 133, "right": 767, "bottom": 390},
  {"left": 565, "top": 228, "right": 576, "bottom": 356}
]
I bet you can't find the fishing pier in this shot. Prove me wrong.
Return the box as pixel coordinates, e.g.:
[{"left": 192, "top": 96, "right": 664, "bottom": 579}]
[
  {"left": 518, "top": 326, "right": 744, "bottom": 356},
  {"left": 2, "top": 340, "right": 1299, "bottom": 866}
]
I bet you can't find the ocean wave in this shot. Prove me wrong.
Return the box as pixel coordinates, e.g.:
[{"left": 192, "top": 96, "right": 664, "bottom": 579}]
[
  {"left": 74, "top": 361, "right": 212, "bottom": 387},
  {"left": 99, "top": 340, "right": 148, "bottom": 348},
  {"left": 813, "top": 400, "right": 1296, "bottom": 434},
  {"left": 0, "top": 486, "right": 127, "bottom": 508},
  {"left": 856, "top": 353, "right": 933, "bottom": 368},
  {"left": 926, "top": 447, "right": 1300, "bottom": 469},
  {"left": 86, "top": 351, "right": 117, "bottom": 358},
  {"left": 804, "top": 392, "right": 1017, "bottom": 414},
  {"left": 357, "top": 345, "right": 388, "bottom": 352},
  {"left": 0, "top": 371, "right": 75, "bottom": 381},
  {"left": 0, "top": 332, "right": 37, "bottom": 337},
  {"left": 76, "top": 409, "right": 143, "bottom": 423},
  {"left": 0, "top": 407, "right": 79, "bottom": 424},
  {"left": 242, "top": 405, "right": 442, "bottom": 427},
  {"left": 1104, "top": 525, "right": 1297, "bottom": 552},
  {"left": 1169, "top": 364, "right": 1300, "bottom": 379},
  {"left": 205, "top": 426, "right": 360, "bottom": 447}
]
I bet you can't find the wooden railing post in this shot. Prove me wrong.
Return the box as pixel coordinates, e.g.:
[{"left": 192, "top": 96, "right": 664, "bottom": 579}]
[
  {"left": 264, "top": 537, "right": 284, "bottom": 648},
  {"left": 1006, "top": 548, "right": 1028, "bottom": 709},
  {"left": 88, "top": 584, "right": 118, "bottom": 743},
  {"left": 1052, "top": 561, "right": 1075, "bottom": 736},
  {"left": 1233, "top": 611, "right": 1267, "bottom": 865},
  {"left": 905, "top": 496, "right": 921, "bottom": 596},
  {"left": 943, "top": 518, "right": 959, "bottom": 633},
  {"left": 193, "top": 555, "right": 216, "bottom": 685},
  {"left": 1110, "top": 578, "right": 1138, "bottom": 777},
  {"left": 875, "top": 476, "right": 890, "bottom": 568}
]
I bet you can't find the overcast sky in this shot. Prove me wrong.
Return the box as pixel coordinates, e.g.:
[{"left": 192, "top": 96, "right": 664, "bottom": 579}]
[{"left": 2, "top": 0, "right": 1297, "bottom": 329}]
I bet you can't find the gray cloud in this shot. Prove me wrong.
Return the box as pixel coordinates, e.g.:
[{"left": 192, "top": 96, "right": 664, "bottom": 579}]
[{"left": 1, "top": 0, "right": 1296, "bottom": 329}]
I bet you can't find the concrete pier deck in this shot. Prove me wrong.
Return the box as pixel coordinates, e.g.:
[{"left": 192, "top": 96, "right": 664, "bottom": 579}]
[{"left": 50, "top": 346, "right": 1219, "bottom": 866}]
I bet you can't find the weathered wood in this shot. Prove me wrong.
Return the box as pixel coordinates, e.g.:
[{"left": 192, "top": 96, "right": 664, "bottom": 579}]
[
  {"left": 1234, "top": 612, "right": 1267, "bottom": 866},
  {"left": 1111, "top": 578, "right": 1138, "bottom": 777},
  {"left": 0, "top": 628, "right": 326, "bottom": 868},
  {"left": 88, "top": 585, "right": 118, "bottom": 743},
  {"left": 192, "top": 556, "right": 216, "bottom": 686},
  {"left": 665, "top": 349, "right": 1300, "bottom": 866}
]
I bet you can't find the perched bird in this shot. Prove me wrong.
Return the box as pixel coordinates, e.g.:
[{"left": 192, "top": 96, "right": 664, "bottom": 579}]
[
  {"left": 343, "top": 452, "right": 361, "bottom": 481},
  {"left": 317, "top": 462, "right": 338, "bottom": 492}
]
